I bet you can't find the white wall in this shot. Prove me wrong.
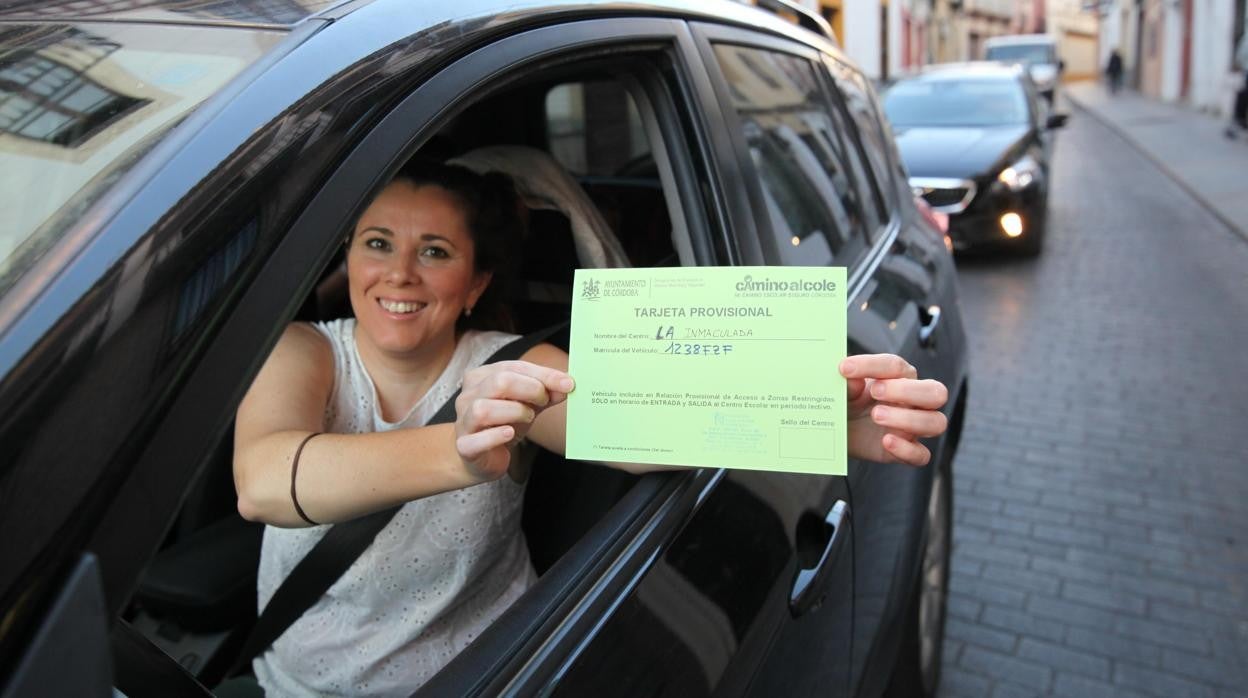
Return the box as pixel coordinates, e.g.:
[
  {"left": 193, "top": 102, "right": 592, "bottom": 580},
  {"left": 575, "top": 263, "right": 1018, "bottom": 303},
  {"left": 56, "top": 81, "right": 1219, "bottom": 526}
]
[
  {"left": 889, "top": 0, "right": 904, "bottom": 76},
  {"left": 1060, "top": 31, "right": 1100, "bottom": 77},
  {"left": 1098, "top": 0, "right": 1123, "bottom": 67},
  {"left": 845, "top": 0, "right": 884, "bottom": 77},
  {"left": 1159, "top": 0, "right": 1183, "bottom": 101},
  {"left": 1189, "top": 0, "right": 1237, "bottom": 113},
  {"left": 1124, "top": 2, "right": 1141, "bottom": 82}
]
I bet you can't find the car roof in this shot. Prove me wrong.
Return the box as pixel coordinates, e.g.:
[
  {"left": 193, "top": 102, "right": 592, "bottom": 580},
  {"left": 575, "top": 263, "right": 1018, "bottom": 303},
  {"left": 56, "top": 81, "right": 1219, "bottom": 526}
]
[
  {"left": 896, "top": 61, "right": 1026, "bottom": 82},
  {"left": 983, "top": 33, "right": 1056, "bottom": 47},
  {"left": 0, "top": 0, "right": 354, "bottom": 29},
  {"left": 0, "top": 0, "right": 850, "bottom": 348},
  {"left": 0, "top": 0, "right": 838, "bottom": 41}
]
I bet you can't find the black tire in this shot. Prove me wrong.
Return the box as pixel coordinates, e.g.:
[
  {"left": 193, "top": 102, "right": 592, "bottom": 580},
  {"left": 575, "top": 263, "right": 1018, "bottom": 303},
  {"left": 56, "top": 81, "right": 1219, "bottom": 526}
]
[{"left": 885, "top": 444, "right": 954, "bottom": 698}]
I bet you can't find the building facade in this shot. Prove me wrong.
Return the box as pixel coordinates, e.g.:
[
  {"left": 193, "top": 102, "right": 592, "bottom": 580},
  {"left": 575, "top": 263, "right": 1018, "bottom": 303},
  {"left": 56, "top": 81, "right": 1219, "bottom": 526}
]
[
  {"left": 801, "top": 0, "right": 1041, "bottom": 77},
  {"left": 792, "top": 0, "right": 1245, "bottom": 117},
  {"left": 1097, "top": 0, "right": 1246, "bottom": 115},
  {"left": 1048, "top": 0, "right": 1100, "bottom": 79},
  {"left": 964, "top": 0, "right": 1016, "bottom": 59}
]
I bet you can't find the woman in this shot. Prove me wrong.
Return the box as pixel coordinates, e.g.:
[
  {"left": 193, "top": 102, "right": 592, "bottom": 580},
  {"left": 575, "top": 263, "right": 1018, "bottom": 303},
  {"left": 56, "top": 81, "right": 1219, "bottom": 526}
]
[
  {"left": 1105, "top": 49, "right": 1124, "bottom": 95},
  {"left": 234, "top": 162, "right": 949, "bottom": 696}
]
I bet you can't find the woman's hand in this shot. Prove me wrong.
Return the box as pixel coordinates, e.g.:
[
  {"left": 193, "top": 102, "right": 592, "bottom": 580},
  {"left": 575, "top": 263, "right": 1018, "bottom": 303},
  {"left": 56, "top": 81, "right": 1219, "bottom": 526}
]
[
  {"left": 841, "top": 354, "right": 949, "bottom": 466},
  {"left": 454, "top": 361, "right": 575, "bottom": 481}
]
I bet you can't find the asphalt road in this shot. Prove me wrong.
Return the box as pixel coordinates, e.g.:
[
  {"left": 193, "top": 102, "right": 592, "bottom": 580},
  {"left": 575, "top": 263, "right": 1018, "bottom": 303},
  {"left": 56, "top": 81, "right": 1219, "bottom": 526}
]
[{"left": 937, "top": 101, "right": 1248, "bottom": 697}]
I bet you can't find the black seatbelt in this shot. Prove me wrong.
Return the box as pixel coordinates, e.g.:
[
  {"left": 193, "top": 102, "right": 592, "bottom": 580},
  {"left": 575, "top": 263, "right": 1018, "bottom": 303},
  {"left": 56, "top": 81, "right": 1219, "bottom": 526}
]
[{"left": 229, "top": 323, "right": 567, "bottom": 676}]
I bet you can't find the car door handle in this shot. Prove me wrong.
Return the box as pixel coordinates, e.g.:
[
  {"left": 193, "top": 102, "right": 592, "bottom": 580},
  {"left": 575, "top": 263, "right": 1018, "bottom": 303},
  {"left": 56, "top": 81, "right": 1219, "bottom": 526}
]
[
  {"left": 790, "top": 500, "right": 850, "bottom": 617},
  {"left": 918, "top": 304, "right": 942, "bottom": 348}
]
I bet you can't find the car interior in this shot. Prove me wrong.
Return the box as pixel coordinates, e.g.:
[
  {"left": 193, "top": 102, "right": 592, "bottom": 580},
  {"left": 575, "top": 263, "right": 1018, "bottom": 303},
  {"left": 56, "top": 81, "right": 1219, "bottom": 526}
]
[{"left": 120, "top": 51, "right": 700, "bottom": 689}]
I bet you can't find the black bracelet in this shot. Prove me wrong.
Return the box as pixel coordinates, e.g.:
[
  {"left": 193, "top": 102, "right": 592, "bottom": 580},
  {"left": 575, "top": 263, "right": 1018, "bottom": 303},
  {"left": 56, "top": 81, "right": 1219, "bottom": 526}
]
[{"left": 291, "top": 432, "right": 323, "bottom": 526}]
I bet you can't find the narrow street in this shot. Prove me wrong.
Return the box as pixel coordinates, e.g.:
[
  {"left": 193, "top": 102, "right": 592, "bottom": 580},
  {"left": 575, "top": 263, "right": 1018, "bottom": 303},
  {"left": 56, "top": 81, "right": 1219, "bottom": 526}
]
[{"left": 939, "top": 95, "right": 1248, "bottom": 697}]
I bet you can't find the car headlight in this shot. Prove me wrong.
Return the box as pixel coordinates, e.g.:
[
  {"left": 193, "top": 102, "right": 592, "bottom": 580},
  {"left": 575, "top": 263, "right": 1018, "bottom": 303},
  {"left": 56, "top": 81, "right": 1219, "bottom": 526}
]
[{"left": 997, "top": 155, "right": 1040, "bottom": 191}]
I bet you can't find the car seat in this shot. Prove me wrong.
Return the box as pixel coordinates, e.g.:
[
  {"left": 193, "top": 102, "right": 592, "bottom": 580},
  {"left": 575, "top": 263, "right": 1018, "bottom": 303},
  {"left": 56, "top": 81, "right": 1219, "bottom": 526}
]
[
  {"left": 449, "top": 144, "right": 639, "bottom": 574},
  {"left": 448, "top": 144, "right": 632, "bottom": 271}
]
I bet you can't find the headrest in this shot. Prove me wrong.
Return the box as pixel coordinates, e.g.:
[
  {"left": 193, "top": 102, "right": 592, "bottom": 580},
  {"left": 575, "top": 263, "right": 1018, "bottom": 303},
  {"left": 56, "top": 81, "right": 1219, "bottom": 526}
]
[{"left": 448, "top": 145, "right": 632, "bottom": 269}]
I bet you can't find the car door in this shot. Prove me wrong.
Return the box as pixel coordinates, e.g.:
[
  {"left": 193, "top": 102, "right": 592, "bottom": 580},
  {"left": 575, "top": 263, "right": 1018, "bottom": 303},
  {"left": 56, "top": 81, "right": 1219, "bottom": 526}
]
[
  {"left": 206, "top": 13, "right": 855, "bottom": 697},
  {"left": 0, "top": 7, "right": 856, "bottom": 697},
  {"left": 823, "top": 56, "right": 967, "bottom": 696},
  {"left": 506, "top": 20, "right": 859, "bottom": 695},
  {"left": 688, "top": 20, "right": 896, "bottom": 696},
  {"left": 0, "top": 555, "right": 113, "bottom": 697},
  {"left": 0, "top": 17, "right": 339, "bottom": 695},
  {"left": 843, "top": 224, "right": 952, "bottom": 697}
]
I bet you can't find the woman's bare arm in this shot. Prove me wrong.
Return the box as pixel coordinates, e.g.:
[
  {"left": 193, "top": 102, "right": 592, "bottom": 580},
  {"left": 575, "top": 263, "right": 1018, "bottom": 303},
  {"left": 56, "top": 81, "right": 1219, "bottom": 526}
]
[{"left": 233, "top": 324, "right": 484, "bottom": 527}]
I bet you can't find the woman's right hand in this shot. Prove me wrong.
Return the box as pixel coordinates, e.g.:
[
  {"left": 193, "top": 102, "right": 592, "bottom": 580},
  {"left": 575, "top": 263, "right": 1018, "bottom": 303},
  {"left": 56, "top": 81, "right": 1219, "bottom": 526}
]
[{"left": 454, "top": 361, "right": 575, "bottom": 481}]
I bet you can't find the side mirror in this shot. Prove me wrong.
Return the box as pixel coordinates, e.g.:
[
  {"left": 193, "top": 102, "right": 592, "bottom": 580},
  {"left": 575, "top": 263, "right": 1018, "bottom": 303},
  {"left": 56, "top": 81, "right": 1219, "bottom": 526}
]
[{"left": 1046, "top": 113, "right": 1069, "bottom": 129}]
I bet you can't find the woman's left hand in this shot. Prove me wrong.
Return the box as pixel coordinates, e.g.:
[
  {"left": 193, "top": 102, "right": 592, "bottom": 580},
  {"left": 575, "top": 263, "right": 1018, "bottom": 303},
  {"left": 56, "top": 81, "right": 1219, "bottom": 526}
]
[{"left": 840, "top": 354, "right": 949, "bottom": 467}]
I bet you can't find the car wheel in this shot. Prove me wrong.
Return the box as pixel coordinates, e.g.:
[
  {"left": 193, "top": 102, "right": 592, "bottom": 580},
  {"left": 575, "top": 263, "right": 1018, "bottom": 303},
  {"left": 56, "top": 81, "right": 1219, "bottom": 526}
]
[{"left": 885, "top": 444, "right": 953, "bottom": 698}]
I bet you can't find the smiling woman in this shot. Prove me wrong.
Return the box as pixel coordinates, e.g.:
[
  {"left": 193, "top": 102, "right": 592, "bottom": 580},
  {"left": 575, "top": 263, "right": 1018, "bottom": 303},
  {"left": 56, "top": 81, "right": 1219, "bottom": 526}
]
[
  {"left": 232, "top": 162, "right": 570, "bottom": 694},
  {"left": 349, "top": 162, "right": 525, "bottom": 338},
  {"left": 230, "top": 158, "right": 951, "bottom": 695}
]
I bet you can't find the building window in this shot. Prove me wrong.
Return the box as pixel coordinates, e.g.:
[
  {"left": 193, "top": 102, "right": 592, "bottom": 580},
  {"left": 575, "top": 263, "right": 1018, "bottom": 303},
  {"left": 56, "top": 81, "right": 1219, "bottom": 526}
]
[{"left": 0, "top": 27, "right": 147, "bottom": 147}]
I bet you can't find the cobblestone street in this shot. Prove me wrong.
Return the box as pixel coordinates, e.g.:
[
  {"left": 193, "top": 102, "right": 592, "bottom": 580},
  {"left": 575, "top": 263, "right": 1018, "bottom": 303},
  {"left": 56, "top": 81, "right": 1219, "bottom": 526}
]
[{"left": 938, "top": 92, "right": 1248, "bottom": 697}]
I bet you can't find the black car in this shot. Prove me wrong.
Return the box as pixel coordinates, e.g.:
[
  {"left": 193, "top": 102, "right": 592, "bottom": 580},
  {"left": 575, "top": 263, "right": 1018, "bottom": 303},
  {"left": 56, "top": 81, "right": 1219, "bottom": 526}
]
[
  {"left": 0, "top": 1, "right": 968, "bottom": 696},
  {"left": 882, "top": 62, "right": 1068, "bottom": 256}
]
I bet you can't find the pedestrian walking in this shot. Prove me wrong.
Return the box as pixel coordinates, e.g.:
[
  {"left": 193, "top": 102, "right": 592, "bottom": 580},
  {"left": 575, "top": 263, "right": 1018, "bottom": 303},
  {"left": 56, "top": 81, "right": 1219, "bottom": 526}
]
[
  {"left": 1106, "top": 49, "right": 1124, "bottom": 95},
  {"left": 1226, "top": 32, "right": 1248, "bottom": 139}
]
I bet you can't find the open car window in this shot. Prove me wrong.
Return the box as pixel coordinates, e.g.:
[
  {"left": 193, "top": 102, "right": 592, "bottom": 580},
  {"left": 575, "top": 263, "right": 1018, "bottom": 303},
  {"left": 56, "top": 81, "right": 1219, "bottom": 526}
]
[
  {"left": 120, "top": 35, "right": 719, "bottom": 694},
  {"left": 710, "top": 43, "right": 872, "bottom": 269},
  {"left": 545, "top": 81, "right": 651, "bottom": 177}
]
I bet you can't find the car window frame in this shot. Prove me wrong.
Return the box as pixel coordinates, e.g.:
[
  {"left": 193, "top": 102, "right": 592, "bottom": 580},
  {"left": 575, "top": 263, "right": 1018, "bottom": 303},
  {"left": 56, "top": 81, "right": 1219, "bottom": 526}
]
[
  {"left": 239, "top": 17, "right": 739, "bottom": 696},
  {"left": 690, "top": 21, "right": 887, "bottom": 273},
  {"left": 0, "top": 13, "right": 756, "bottom": 696},
  {"left": 821, "top": 55, "right": 903, "bottom": 234},
  {"left": 1019, "top": 73, "right": 1044, "bottom": 128},
  {"left": 713, "top": 42, "right": 872, "bottom": 266},
  {"left": 42, "top": 15, "right": 736, "bottom": 696},
  {"left": 814, "top": 57, "right": 895, "bottom": 238}
]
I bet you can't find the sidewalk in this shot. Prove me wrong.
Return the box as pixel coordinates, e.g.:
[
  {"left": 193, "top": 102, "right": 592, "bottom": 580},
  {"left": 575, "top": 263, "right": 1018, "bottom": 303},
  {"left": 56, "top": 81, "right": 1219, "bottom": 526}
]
[{"left": 1063, "top": 80, "right": 1248, "bottom": 243}]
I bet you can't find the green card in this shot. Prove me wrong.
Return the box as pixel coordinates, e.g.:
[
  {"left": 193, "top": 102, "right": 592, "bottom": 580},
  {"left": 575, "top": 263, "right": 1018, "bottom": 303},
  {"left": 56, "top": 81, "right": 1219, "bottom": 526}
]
[{"left": 566, "top": 266, "right": 847, "bottom": 476}]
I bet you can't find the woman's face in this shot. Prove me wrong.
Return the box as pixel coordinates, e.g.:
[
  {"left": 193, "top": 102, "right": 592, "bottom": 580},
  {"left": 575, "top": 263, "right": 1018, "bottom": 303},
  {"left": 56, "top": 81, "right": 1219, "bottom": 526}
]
[{"left": 347, "top": 181, "right": 491, "bottom": 357}]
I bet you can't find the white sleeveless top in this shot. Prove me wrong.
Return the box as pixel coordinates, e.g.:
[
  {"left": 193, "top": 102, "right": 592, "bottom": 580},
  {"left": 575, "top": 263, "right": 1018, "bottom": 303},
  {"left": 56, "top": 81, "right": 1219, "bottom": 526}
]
[{"left": 253, "top": 319, "right": 537, "bottom": 697}]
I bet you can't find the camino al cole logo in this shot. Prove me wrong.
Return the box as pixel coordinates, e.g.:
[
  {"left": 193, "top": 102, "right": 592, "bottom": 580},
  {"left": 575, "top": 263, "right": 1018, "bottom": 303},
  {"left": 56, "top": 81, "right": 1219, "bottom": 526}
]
[
  {"left": 735, "top": 274, "right": 837, "bottom": 297},
  {"left": 581, "top": 277, "right": 601, "bottom": 300}
]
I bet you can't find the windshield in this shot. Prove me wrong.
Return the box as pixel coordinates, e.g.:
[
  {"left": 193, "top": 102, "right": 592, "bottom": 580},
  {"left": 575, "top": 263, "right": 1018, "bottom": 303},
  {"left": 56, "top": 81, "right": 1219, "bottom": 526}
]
[
  {"left": 985, "top": 43, "right": 1056, "bottom": 66},
  {"left": 0, "top": 23, "right": 283, "bottom": 299},
  {"left": 883, "top": 78, "right": 1029, "bottom": 128}
]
